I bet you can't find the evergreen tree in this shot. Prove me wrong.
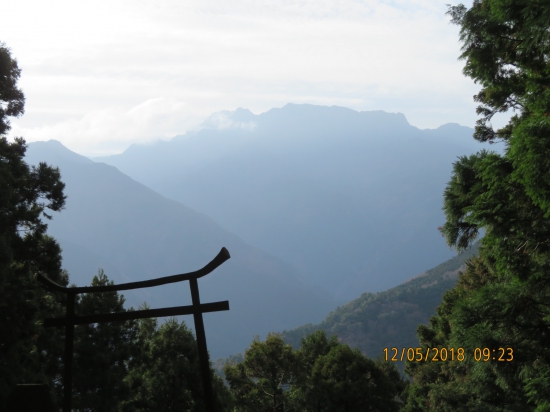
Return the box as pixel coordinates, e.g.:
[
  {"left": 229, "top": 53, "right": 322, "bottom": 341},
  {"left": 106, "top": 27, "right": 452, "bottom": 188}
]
[
  {"left": 122, "top": 314, "right": 233, "bottom": 412},
  {"left": 0, "top": 41, "right": 67, "bottom": 411},
  {"left": 306, "top": 345, "right": 401, "bottom": 412},
  {"left": 119, "top": 304, "right": 158, "bottom": 412},
  {"left": 224, "top": 333, "right": 296, "bottom": 412},
  {"left": 71, "top": 270, "right": 135, "bottom": 411},
  {"left": 0, "top": 42, "right": 24, "bottom": 136},
  {"left": 404, "top": 1, "right": 550, "bottom": 410},
  {"left": 0, "top": 39, "right": 233, "bottom": 412},
  {"left": 225, "top": 332, "right": 406, "bottom": 412},
  {"left": 295, "top": 331, "right": 406, "bottom": 412},
  {"left": 291, "top": 330, "right": 340, "bottom": 411}
]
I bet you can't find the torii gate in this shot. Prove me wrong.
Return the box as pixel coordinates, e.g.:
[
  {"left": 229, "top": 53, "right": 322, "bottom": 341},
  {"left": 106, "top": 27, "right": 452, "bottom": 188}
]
[{"left": 38, "top": 247, "right": 231, "bottom": 412}]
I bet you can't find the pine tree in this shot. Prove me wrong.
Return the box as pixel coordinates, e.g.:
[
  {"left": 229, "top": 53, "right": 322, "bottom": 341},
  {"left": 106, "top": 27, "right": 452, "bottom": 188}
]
[
  {"left": 225, "top": 332, "right": 406, "bottom": 412},
  {"left": 404, "top": 1, "right": 550, "bottom": 410},
  {"left": 121, "top": 313, "right": 234, "bottom": 412},
  {"left": 0, "top": 41, "right": 67, "bottom": 411},
  {"left": 71, "top": 270, "right": 135, "bottom": 411},
  {"left": 224, "top": 333, "right": 296, "bottom": 412}
]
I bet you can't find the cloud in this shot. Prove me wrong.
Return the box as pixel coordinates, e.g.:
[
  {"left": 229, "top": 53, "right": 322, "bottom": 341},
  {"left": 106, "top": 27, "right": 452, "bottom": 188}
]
[
  {"left": 8, "top": 98, "right": 200, "bottom": 156},
  {"left": 1, "top": 0, "right": 483, "bottom": 155},
  {"left": 201, "top": 111, "right": 256, "bottom": 131}
]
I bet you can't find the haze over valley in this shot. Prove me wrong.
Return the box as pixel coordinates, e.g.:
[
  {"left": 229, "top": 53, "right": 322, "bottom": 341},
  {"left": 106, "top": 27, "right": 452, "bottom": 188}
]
[
  {"left": 5, "top": 0, "right": 548, "bottom": 409},
  {"left": 95, "top": 103, "right": 495, "bottom": 299},
  {"left": 26, "top": 103, "right": 494, "bottom": 357}
]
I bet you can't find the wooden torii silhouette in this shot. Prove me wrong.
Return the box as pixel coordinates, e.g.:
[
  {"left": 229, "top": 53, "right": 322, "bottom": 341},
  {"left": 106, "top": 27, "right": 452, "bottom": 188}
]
[{"left": 37, "top": 247, "right": 231, "bottom": 412}]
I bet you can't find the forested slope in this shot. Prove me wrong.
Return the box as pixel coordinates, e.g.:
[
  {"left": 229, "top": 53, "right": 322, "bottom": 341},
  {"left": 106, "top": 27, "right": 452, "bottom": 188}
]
[
  {"left": 25, "top": 140, "right": 335, "bottom": 358},
  {"left": 282, "top": 242, "right": 480, "bottom": 363},
  {"left": 96, "top": 104, "right": 495, "bottom": 300}
]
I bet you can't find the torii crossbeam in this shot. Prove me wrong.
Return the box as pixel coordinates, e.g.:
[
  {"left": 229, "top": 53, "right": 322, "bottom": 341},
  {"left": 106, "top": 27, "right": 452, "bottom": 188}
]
[{"left": 37, "top": 247, "right": 231, "bottom": 412}]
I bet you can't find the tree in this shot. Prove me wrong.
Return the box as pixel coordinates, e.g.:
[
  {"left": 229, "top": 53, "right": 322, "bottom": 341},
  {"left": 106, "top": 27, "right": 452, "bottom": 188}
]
[
  {"left": 403, "top": 257, "right": 532, "bottom": 411},
  {"left": 0, "top": 42, "right": 67, "bottom": 411},
  {"left": 446, "top": 0, "right": 550, "bottom": 145},
  {"left": 119, "top": 304, "right": 158, "bottom": 412},
  {"left": 122, "top": 314, "right": 234, "bottom": 412},
  {"left": 0, "top": 42, "right": 25, "bottom": 136},
  {"left": 0, "top": 40, "right": 234, "bottom": 412},
  {"left": 224, "top": 333, "right": 297, "bottom": 412},
  {"left": 225, "top": 331, "right": 406, "bottom": 412},
  {"left": 295, "top": 331, "right": 406, "bottom": 412},
  {"left": 71, "top": 270, "right": 135, "bottom": 411},
  {"left": 291, "top": 331, "right": 340, "bottom": 411},
  {"left": 404, "top": 1, "right": 550, "bottom": 410},
  {"left": 307, "top": 345, "right": 402, "bottom": 412}
]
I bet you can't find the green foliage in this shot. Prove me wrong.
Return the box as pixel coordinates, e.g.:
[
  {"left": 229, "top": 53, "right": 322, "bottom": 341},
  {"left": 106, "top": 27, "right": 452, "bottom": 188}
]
[
  {"left": 0, "top": 41, "right": 67, "bottom": 411},
  {"left": 225, "top": 331, "right": 406, "bottom": 412},
  {"left": 121, "top": 313, "right": 233, "bottom": 412},
  {"left": 60, "top": 272, "right": 234, "bottom": 412},
  {"left": 404, "top": 1, "right": 550, "bottom": 410},
  {"left": 295, "top": 331, "right": 406, "bottom": 412},
  {"left": 0, "top": 40, "right": 232, "bottom": 411},
  {"left": 0, "top": 42, "right": 24, "bottom": 136},
  {"left": 403, "top": 257, "right": 533, "bottom": 411},
  {"left": 224, "top": 333, "right": 296, "bottom": 412},
  {"left": 71, "top": 270, "right": 135, "bottom": 411},
  {"left": 281, "top": 243, "right": 480, "bottom": 371},
  {"left": 447, "top": 0, "right": 550, "bottom": 144},
  {"left": 122, "top": 317, "right": 204, "bottom": 411},
  {"left": 306, "top": 345, "right": 396, "bottom": 412},
  {"left": 509, "top": 115, "right": 550, "bottom": 216}
]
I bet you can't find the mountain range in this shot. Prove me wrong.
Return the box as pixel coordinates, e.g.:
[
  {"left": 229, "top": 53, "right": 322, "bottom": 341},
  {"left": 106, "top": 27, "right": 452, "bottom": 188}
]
[
  {"left": 26, "top": 103, "right": 494, "bottom": 358},
  {"left": 95, "top": 103, "right": 495, "bottom": 300},
  {"left": 281, "top": 241, "right": 481, "bottom": 369},
  {"left": 25, "top": 140, "right": 334, "bottom": 358},
  {"left": 213, "top": 242, "right": 480, "bottom": 374}
]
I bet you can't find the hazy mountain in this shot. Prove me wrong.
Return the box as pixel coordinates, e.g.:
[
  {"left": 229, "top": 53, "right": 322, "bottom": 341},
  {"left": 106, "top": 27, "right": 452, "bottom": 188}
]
[
  {"left": 96, "top": 104, "right": 497, "bottom": 300},
  {"left": 281, "top": 241, "right": 481, "bottom": 370},
  {"left": 26, "top": 140, "right": 336, "bottom": 358},
  {"left": 213, "top": 241, "right": 481, "bottom": 376}
]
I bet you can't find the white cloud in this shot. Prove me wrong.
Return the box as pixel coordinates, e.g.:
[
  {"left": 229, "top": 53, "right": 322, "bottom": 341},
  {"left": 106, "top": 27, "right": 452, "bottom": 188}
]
[
  {"left": 9, "top": 98, "right": 201, "bottom": 156},
  {"left": 1, "top": 0, "right": 485, "bottom": 155},
  {"left": 201, "top": 111, "right": 257, "bottom": 131}
]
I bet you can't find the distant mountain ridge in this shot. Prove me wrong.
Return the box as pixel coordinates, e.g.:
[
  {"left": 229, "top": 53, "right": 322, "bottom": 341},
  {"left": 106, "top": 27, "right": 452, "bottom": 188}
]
[
  {"left": 280, "top": 241, "right": 481, "bottom": 368},
  {"left": 95, "top": 103, "right": 496, "bottom": 300},
  {"left": 26, "top": 140, "right": 336, "bottom": 358},
  {"left": 212, "top": 241, "right": 481, "bottom": 377}
]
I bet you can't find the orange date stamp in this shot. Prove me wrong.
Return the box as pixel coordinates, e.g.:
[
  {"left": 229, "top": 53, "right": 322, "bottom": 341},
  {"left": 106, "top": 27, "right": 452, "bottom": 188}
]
[{"left": 383, "top": 347, "right": 514, "bottom": 362}]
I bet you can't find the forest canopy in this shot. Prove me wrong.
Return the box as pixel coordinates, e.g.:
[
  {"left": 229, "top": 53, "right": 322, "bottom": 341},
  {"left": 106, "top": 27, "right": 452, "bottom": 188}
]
[
  {"left": 3, "top": 0, "right": 550, "bottom": 410},
  {"left": 404, "top": 1, "right": 550, "bottom": 410}
]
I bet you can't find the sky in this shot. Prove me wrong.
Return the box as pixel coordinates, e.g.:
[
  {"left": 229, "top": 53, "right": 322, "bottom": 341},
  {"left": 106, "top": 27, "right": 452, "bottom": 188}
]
[{"left": 0, "top": 0, "right": 504, "bottom": 157}]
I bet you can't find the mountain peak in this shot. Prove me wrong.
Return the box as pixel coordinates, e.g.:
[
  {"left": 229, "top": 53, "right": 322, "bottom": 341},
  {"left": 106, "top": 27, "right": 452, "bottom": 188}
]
[
  {"left": 434, "top": 122, "right": 471, "bottom": 132},
  {"left": 25, "top": 140, "right": 94, "bottom": 166},
  {"left": 200, "top": 108, "right": 257, "bottom": 130}
]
